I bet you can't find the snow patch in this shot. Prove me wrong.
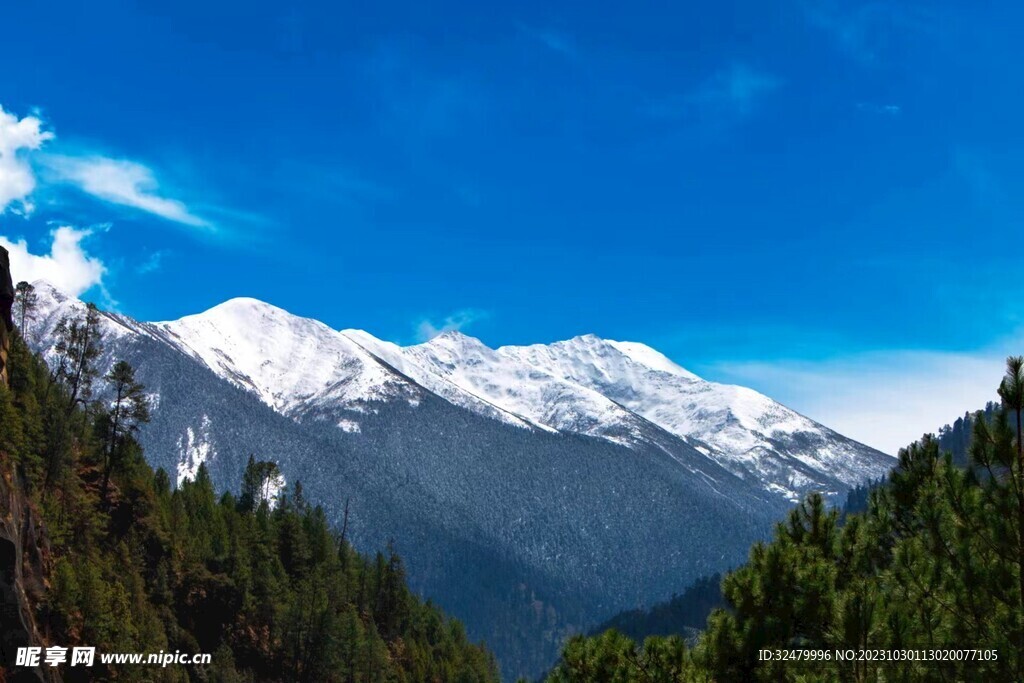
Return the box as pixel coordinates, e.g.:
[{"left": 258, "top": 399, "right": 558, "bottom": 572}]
[
  {"left": 337, "top": 419, "right": 361, "bottom": 433},
  {"left": 176, "top": 415, "right": 215, "bottom": 487},
  {"left": 265, "top": 469, "right": 287, "bottom": 509}
]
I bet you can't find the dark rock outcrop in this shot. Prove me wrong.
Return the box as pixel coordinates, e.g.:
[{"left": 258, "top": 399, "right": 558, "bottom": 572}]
[
  {"left": 0, "top": 246, "right": 12, "bottom": 386},
  {"left": 0, "top": 247, "right": 51, "bottom": 682},
  {"left": 0, "top": 470, "right": 52, "bottom": 683}
]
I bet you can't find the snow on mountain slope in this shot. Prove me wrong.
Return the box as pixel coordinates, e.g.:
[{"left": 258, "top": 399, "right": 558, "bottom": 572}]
[
  {"left": 338, "top": 329, "right": 544, "bottom": 431},
  {"left": 29, "top": 280, "right": 170, "bottom": 362},
  {"left": 499, "top": 335, "right": 890, "bottom": 496},
  {"left": 31, "top": 281, "right": 129, "bottom": 342},
  {"left": 155, "top": 298, "right": 417, "bottom": 414},
  {"left": 605, "top": 340, "right": 701, "bottom": 380},
  {"left": 394, "top": 331, "right": 661, "bottom": 446}
]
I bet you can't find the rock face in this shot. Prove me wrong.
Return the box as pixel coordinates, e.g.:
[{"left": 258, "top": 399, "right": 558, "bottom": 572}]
[
  {"left": 0, "top": 468, "right": 52, "bottom": 683},
  {"left": 0, "top": 246, "right": 12, "bottom": 387},
  {"left": 0, "top": 247, "right": 51, "bottom": 682}
]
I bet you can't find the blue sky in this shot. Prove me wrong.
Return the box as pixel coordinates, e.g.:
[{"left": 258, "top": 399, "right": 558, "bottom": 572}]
[{"left": 1, "top": 0, "right": 1022, "bottom": 452}]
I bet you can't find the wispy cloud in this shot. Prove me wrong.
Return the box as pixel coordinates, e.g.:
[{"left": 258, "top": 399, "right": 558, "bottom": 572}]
[
  {"left": 0, "top": 225, "right": 106, "bottom": 297},
  {"left": 516, "top": 22, "right": 578, "bottom": 60},
  {"left": 415, "top": 309, "right": 489, "bottom": 342},
  {"left": 136, "top": 249, "right": 167, "bottom": 275},
  {"left": 42, "top": 154, "right": 212, "bottom": 229},
  {"left": 363, "top": 41, "right": 487, "bottom": 142},
  {"left": 0, "top": 102, "right": 218, "bottom": 231},
  {"left": 646, "top": 64, "right": 782, "bottom": 125},
  {"left": 284, "top": 163, "right": 395, "bottom": 207},
  {"left": 692, "top": 64, "right": 783, "bottom": 115},
  {"left": 856, "top": 102, "right": 901, "bottom": 115},
  {"left": 803, "top": 1, "right": 939, "bottom": 65},
  {"left": 0, "top": 105, "right": 54, "bottom": 215}
]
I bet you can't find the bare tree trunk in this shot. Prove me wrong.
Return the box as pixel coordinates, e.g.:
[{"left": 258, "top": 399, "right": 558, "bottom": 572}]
[
  {"left": 101, "top": 387, "right": 124, "bottom": 506},
  {"left": 340, "top": 498, "right": 351, "bottom": 548}
]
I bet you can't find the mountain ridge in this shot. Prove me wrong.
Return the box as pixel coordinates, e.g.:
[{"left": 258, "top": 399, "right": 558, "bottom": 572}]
[
  {"left": 139, "top": 283, "right": 893, "bottom": 501},
  {"left": 32, "top": 278, "right": 892, "bottom": 503}
]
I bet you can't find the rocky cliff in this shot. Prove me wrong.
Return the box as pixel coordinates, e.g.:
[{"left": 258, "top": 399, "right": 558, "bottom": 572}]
[
  {"left": 0, "top": 247, "right": 12, "bottom": 387},
  {"left": 0, "top": 246, "right": 53, "bottom": 683}
]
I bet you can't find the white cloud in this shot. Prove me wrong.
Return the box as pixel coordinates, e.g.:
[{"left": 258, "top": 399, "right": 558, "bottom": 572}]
[
  {"left": 0, "top": 102, "right": 213, "bottom": 229},
  {"left": 415, "top": 309, "right": 488, "bottom": 342},
  {"left": 712, "top": 349, "right": 1008, "bottom": 455},
  {"left": 0, "top": 105, "right": 54, "bottom": 215},
  {"left": 0, "top": 226, "right": 106, "bottom": 296},
  {"left": 44, "top": 155, "right": 211, "bottom": 228}
]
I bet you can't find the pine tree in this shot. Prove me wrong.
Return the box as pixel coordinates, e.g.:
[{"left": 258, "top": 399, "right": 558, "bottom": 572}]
[
  {"left": 13, "top": 280, "right": 38, "bottom": 335},
  {"left": 997, "top": 355, "right": 1024, "bottom": 679},
  {"left": 240, "top": 455, "right": 281, "bottom": 513},
  {"left": 100, "top": 360, "right": 150, "bottom": 503},
  {"left": 52, "top": 302, "right": 103, "bottom": 416}
]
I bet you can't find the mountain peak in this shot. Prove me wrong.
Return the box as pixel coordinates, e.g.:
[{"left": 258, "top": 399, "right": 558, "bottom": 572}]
[
  {"left": 168, "top": 296, "right": 332, "bottom": 336},
  {"left": 30, "top": 279, "right": 72, "bottom": 304},
  {"left": 197, "top": 296, "right": 287, "bottom": 318},
  {"left": 604, "top": 340, "right": 700, "bottom": 380},
  {"left": 432, "top": 329, "right": 473, "bottom": 342},
  {"left": 418, "top": 328, "right": 491, "bottom": 353},
  {"left": 513, "top": 333, "right": 700, "bottom": 381}
]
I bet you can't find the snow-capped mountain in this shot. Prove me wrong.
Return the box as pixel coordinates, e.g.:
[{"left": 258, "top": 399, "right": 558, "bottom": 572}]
[
  {"left": 146, "top": 295, "right": 891, "bottom": 502},
  {"left": 26, "top": 281, "right": 893, "bottom": 680},
  {"left": 160, "top": 297, "right": 417, "bottom": 413}
]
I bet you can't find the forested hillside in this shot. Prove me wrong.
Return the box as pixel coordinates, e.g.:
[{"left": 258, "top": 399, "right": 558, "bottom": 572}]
[
  {"left": 0, "top": 296, "right": 498, "bottom": 681},
  {"left": 546, "top": 358, "right": 1024, "bottom": 682},
  {"left": 586, "top": 575, "right": 722, "bottom": 645}
]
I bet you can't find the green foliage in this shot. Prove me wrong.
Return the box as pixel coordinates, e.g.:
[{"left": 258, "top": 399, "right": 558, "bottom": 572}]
[
  {"left": 546, "top": 630, "right": 696, "bottom": 683},
  {"left": 51, "top": 302, "right": 103, "bottom": 415},
  {"left": 548, "top": 357, "right": 1024, "bottom": 682},
  {"left": 0, "top": 320, "right": 499, "bottom": 682}
]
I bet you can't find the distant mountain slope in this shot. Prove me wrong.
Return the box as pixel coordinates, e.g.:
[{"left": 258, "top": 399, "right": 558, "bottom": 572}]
[
  {"left": 589, "top": 574, "right": 724, "bottom": 644},
  {"left": 26, "top": 281, "right": 893, "bottom": 679}
]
